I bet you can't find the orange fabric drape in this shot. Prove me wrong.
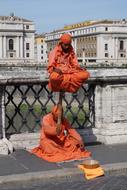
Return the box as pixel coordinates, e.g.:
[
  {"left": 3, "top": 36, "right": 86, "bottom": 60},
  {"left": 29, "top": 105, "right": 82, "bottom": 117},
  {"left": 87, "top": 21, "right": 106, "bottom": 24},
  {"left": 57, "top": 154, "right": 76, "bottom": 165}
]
[
  {"left": 31, "top": 113, "right": 91, "bottom": 162},
  {"left": 78, "top": 164, "right": 104, "bottom": 180},
  {"left": 47, "top": 45, "right": 90, "bottom": 93}
]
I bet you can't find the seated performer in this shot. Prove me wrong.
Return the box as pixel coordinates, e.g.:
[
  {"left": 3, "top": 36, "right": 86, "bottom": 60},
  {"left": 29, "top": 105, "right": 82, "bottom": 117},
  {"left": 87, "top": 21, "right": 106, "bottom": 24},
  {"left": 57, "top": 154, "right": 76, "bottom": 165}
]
[
  {"left": 47, "top": 33, "right": 90, "bottom": 93},
  {"left": 31, "top": 104, "right": 91, "bottom": 162}
]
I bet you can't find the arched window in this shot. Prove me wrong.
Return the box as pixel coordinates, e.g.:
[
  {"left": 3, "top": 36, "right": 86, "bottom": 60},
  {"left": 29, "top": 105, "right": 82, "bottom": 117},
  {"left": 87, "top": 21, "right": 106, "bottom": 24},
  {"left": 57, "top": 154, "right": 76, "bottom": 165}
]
[{"left": 9, "top": 39, "right": 13, "bottom": 50}]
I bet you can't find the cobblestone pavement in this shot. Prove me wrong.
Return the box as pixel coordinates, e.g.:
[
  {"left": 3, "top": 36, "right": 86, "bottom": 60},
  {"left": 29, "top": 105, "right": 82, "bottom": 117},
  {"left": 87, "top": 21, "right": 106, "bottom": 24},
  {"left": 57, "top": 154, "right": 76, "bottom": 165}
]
[{"left": 1, "top": 174, "right": 127, "bottom": 190}]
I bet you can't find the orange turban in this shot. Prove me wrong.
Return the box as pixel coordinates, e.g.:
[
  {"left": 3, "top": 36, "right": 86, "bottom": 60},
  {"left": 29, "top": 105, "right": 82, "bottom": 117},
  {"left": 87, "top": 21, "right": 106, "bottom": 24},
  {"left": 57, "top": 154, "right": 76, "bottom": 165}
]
[{"left": 60, "top": 33, "right": 72, "bottom": 44}]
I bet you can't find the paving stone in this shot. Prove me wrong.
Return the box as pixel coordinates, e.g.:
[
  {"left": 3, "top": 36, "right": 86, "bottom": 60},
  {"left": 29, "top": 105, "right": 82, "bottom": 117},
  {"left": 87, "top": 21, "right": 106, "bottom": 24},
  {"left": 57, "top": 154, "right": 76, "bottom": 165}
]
[{"left": 1, "top": 175, "right": 127, "bottom": 190}]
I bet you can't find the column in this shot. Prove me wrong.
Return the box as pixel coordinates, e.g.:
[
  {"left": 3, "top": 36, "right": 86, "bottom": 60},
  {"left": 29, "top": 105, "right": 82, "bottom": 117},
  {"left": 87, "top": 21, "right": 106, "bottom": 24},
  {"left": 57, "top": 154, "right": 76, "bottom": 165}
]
[
  {"left": 74, "top": 38, "right": 77, "bottom": 54},
  {"left": 16, "top": 36, "right": 19, "bottom": 58},
  {"left": 72, "top": 39, "right": 74, "bottom": 49},
  {"left": 82, "top": 48, "right": 85, "bottom": 64},
  {"left": 115, "top": 38, "right": 119, "bottom": 61},
  {"left": 30, "top": 35, "right": 35, "bottom": 60},
  {"left": 112, "top": 37, "right": 115, "bottom": 59},
  {"left": 97, "top": 35, "right": 103, "bottom": 61},
  {"left": 3, "top": 36, "right": 6, "bottom": 58},
  {"left": 0, "top": 36, "right": 2, "bottom": 58},
  {"left": 19, "top": 36, "right": 23, "bottom": 58}
]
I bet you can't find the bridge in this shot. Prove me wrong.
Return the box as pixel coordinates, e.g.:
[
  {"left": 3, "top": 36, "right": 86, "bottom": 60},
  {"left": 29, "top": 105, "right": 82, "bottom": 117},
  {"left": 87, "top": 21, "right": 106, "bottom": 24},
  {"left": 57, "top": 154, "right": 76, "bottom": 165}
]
[{"left": 0, "top": 66, "right": 127, "bottom": 154}]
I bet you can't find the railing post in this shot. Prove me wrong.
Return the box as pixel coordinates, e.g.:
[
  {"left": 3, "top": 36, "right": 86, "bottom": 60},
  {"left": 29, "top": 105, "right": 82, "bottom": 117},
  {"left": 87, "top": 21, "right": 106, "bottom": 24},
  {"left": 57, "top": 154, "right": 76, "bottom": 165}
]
[
  {"left": 0, "top": 86, "right": 5, "bottom": 139},
  {"left": 94, "top": 80, "right": 127, "bottom": 144},
  {"left": 0, "top": 85, "right": 13, "bottom": 154}
]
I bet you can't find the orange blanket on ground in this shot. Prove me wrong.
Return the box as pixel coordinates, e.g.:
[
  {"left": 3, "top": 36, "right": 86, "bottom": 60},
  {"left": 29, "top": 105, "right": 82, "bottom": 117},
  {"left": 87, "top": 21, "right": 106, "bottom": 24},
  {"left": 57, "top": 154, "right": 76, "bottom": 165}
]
[
  {"left": 31, "top": 113, "right": 91, "bottom": 162},
  {"left": 47, "top": 45, "right": 90, "bottom": 93}
]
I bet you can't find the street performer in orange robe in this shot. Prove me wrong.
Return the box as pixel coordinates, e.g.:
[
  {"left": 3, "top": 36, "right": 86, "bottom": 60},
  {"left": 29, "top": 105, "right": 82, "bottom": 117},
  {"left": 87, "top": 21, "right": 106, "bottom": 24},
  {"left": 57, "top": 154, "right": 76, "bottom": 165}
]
[
  {"left": 48, "top": 33, "right": 90, "bottom": 93},
  {"left": 31, "top": 104, "right": 91, "bottom": 162}
]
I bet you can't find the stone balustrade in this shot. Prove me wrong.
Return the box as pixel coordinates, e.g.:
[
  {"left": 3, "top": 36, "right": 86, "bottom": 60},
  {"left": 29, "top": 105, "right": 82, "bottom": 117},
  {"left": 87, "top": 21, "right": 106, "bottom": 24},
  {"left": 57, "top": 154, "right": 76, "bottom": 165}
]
[{"left": 0, "top": 67, "right": 127, "bottom": 154}]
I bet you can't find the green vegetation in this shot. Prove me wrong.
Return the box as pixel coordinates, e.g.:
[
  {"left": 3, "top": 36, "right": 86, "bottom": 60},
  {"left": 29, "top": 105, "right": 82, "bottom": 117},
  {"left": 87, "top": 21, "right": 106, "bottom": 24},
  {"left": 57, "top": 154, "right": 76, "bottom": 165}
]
[{"left": 6, "top": 104, "right": 88, "bottom": 122}]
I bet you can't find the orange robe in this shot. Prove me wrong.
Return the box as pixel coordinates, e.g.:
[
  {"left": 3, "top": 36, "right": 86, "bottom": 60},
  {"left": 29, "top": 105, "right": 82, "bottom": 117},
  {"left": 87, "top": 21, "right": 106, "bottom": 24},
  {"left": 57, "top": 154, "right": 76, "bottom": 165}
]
[
  {"left": 47, "top": 45, "right": 90, "bottom": 93},
  {"left": 31, "top": 113, "right": 91, "bottom": 162}
]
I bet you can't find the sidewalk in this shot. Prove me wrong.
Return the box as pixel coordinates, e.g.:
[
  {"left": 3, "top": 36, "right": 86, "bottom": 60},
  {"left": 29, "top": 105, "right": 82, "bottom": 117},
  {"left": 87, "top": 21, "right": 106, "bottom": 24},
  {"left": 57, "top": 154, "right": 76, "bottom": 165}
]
[{"left": 0, "top": 143, "right": 127, "bottom": 184}]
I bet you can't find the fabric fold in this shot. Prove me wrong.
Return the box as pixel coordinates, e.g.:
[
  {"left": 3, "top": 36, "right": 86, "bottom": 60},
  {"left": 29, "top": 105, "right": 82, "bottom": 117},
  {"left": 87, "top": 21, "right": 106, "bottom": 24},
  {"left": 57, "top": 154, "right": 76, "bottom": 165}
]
[{"left": 78, "top": 164, "right": 104, "bottom": 180}]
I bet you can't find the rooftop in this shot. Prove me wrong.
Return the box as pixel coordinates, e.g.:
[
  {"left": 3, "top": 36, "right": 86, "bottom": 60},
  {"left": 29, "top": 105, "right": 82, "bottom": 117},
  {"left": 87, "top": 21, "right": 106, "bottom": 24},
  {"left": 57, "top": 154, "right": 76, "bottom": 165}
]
[
  {"left": 47, "top": 19, "right": 127, "bottom": 34},
  {"left": 0, "top": 13, "right": 33, "bottom": 23}
]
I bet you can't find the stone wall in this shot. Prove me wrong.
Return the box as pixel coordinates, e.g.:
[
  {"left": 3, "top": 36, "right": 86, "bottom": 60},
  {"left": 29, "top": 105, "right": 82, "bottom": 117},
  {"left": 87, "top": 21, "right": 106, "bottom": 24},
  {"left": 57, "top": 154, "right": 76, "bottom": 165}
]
[{"left": 81, "top": 68, "right": 127, "bottom": 144}]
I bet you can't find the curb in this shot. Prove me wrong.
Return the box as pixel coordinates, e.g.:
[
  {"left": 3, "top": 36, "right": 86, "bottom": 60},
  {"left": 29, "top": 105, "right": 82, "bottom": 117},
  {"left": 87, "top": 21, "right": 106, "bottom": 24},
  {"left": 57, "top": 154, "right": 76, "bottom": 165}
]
[
  {"left": 102, "top": 162, "right": 127, "bottom": 176},
  {"left": 0, "top": 162, "right": 127, "bottom": 184},
  {"left": 0, "top": 168, "right": 81, "bottom": 184}
]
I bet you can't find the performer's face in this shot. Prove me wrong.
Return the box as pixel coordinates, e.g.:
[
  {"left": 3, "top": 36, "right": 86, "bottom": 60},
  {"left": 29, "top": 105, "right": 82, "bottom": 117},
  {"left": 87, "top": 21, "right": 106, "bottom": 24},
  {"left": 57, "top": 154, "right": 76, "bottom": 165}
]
[{"left": 61, "top": 42, "right": 71, "bottom": 52}]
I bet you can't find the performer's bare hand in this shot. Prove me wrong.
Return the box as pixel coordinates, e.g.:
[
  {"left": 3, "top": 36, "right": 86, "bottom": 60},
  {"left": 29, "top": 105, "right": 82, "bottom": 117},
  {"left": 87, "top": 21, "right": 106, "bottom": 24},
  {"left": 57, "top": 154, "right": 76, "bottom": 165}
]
[
  {"left": 53, "top": 68, "right": 63, "bottom": 75},
  {"left": 80, "top": 143, "right": 84, "bottom": 150}
]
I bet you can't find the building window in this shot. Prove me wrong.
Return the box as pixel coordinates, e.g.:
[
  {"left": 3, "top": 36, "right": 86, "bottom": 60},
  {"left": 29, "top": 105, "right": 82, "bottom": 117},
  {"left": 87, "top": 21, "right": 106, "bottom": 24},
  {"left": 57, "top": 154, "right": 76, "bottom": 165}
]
[
  {"left": 26, "top": 53, "right": 29, "bottom": 57},
  {"left": 41, "top": 39, "right": 43, "bottom": 43},
  {"left": 41, "top": 56, "right": 43, "bottom": 59},
  {"left": 105, "top": 53, "right": 108, "bottom": 57},
  {"left": 10, "top": 53, "right": 13, "bottom": 57},
  {"left": 105, "top": 27, "right": 108, "bottom": 31},
  {"left": 120, "top": 53, "right": 124, "bottom": 57},
  {"left": 120, "top": 40, "right": 124, "bottom": 50},
  {"left": 26, "top": 43, "right": 29, "bottom": 50},
  {"left": 105, "top": 44, "right": 108, "bottom": 50},
  {"left": 41, "top": 50, "right": 43, "bottom": 54},
  {"left": 41, "top": 45, "right": 43, "bottom": 48},
  {"left": 26, "top": 25, "right": 29, "bottom": 29},
  {"left": 9, "top": 39, "right": 14, "bottom": 50}
]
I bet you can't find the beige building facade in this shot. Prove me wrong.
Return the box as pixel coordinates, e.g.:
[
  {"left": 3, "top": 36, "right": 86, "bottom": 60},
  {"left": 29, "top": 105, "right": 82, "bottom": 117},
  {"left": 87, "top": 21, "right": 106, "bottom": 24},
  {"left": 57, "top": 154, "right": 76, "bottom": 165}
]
[
  {"left": 0, "top": 14, "right": 35, "bottom": 65},
  {"left": 34, "top": 34, "right": 47, "bottom": 65},
  {"left": 45, "top": 19, "right": 127, "bottom": 64}
]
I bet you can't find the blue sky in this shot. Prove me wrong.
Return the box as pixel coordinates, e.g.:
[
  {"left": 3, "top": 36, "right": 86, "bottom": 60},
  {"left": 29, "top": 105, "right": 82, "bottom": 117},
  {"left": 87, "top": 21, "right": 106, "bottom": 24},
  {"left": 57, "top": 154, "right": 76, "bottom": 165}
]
[{"left": 0, "top": 0, "right": 127, "bottom": 33}]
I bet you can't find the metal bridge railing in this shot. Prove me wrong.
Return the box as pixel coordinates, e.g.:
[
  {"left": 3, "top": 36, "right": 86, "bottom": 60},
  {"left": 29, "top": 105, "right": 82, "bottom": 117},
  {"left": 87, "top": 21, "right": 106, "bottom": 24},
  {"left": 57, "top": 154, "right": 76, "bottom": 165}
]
[{"left": 5, "top": 81, "right": 95, "bottom": 135}]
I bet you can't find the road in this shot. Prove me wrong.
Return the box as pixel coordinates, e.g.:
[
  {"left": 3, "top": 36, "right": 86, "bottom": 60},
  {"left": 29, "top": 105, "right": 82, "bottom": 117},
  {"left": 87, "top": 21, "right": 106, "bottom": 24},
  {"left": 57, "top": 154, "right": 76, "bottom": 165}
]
[{"left": 0, "top": 174, "right": 127, "bottom": 190}]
